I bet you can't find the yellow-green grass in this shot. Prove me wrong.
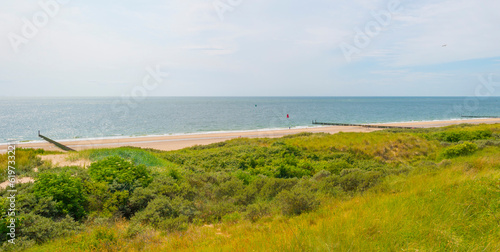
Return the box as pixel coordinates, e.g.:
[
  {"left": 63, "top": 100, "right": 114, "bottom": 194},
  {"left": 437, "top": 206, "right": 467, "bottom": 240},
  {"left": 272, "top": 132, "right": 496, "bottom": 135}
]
[
  {"left": 0, "top": 148, "right": 57, "bottom": 180},
  {"left": 284, "top": 131, "right": 439, "bottom": 163},
  {"left": 28, "top": 146, "right": 500, "bottom": 251}
]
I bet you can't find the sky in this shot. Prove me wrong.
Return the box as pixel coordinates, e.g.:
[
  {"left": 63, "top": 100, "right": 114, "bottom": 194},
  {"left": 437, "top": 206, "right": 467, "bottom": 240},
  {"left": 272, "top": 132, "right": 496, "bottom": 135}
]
[{"left": 0, "top": 0, "right": 499, "bottom": 97}]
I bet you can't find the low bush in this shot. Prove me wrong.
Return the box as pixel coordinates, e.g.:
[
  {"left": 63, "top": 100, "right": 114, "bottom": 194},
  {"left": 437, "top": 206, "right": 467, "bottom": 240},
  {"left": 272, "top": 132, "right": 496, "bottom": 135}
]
[
  {"left": 259, "top": 178, "right": 298, "bottom": 200},
  {"left": 216, "top": 178, "right": 245, "bottom": 199},
  {"left": 222, "top": 212, "right": 242, "bottom": 224},
  {"left": 338, "top": 169, "right": 383, "bottom": 192},
  {"left": 474, "top": 139, "right": 500, "bottom": 149},
  {"left": 275, "top": 163, "right": 311, "bottom": 178},
  {"left": 323, "top": 159, "right": 352, "bottom": 174},
  {"left": 440, "top": 142, "right": 478, "bottom": 158},
  {"left": 88, "top": 156, "right": 152, "bottom": 191},
  {"left": 33, "top": 172, "right": 87, "bottom": 220},
  {"left": 245, "top": 202, "right": 270, "bottom": 222},
  {"left": 429, "top": 129, "right": 493, "bottom": 142},
  {"left": 19, "top": 214, "right": 82, "bottom": 244},
  {"left": 311, "top": 170, "right": 331, "bottom": 181},
  {"left": 130, "top": 196, "right": 196, "bottom": 228},
  {"left": 276, "top": 187, "right": 319, "bottom": 216}
]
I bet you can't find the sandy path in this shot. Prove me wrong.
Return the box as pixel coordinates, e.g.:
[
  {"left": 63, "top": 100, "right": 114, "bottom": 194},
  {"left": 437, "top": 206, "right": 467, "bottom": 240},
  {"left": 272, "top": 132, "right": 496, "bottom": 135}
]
[
  {"left": 0, "top": 177, "right": 34, "bottom": 190},
  {"left": 2, "top": 118, "right": 499, "bottom": 153},
  {"left": 39, "top": 154, "right": 91, "bottom": 168}
]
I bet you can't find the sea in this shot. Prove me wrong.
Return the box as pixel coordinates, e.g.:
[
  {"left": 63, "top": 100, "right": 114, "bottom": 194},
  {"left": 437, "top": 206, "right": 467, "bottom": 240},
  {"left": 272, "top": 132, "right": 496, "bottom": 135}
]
[{"left": 1, "top": 97, "right": 499, "bottom": 144}]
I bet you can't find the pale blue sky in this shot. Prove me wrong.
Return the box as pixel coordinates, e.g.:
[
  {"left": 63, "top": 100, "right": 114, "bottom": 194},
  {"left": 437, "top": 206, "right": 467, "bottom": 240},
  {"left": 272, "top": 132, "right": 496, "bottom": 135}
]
[{"left": 1, "top": 0, "right": 499, "bottom": 96}]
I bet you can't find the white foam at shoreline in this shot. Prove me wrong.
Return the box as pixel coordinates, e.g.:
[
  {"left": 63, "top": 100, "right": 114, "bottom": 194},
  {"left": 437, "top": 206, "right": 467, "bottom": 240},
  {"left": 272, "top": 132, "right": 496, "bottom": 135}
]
[{"left": 0, "top": 125, "right": 325, "bottom": 146}]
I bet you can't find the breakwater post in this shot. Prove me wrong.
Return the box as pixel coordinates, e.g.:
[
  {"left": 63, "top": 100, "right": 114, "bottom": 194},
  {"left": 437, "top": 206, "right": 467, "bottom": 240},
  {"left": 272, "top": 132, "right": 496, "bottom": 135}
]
[
  {"left": 312, "top": 120, "right": 419, "bottom": 129},
  {"left": 461, "top": 116, "right": 500, "bottom": 118},
  {"left": 38, "top": 131, "right": 76, "bottom": 152}
]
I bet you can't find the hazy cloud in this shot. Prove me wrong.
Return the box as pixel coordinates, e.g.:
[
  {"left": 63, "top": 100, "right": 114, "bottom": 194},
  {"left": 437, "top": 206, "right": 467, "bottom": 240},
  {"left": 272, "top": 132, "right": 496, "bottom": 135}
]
[{"left": 0, "top": 0, "right": 499, "bottom": 96}]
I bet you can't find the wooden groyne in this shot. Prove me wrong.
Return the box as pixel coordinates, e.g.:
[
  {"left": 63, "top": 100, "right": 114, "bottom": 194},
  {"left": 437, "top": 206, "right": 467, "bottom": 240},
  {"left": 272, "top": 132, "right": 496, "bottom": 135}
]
[
  {"left": 312, "top": 120, "right": 419, "bottom": 129},
  {"left": 461, "top": 116, "right": 500, "bottom": 118},
  {"left": 38, "top": 131, "right": 76, "bottom": 152}
]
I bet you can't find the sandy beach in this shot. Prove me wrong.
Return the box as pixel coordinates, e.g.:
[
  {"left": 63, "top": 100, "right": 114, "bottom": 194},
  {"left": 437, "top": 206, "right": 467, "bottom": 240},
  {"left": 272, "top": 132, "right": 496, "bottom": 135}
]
[{"left": 3, "top": 118, "right": 500, "bottom": 153}]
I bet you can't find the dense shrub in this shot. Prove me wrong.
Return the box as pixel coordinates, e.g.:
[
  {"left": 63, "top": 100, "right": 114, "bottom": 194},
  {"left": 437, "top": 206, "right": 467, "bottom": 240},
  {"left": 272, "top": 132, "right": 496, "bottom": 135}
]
[
  {"left": 276, "top": 187, "right": 319, "bottom": 215},
  {"left": 311, "top": 170, "right": 331, "bottom": 181},
  {"left": 318, "top": 175, "right": 343, "bottom": 196},
  {"left": 245, "top": 202, "right": 270, "bottom": 222},
  {"left": 19, "top": 214, "right": 82, "bottom": 244},
  {"left": 131, "top": 196, "right": 196, "bottom": 229},
  {"left": 204, "top": 201, "right": 238, "bottom": 221},
  {"left": 33, "top": 172, "right": 87, "bottom": 220},
  {"left": 145, "top": 175, "right": 196, "bottom": 201},
  {"left": 259, "top": 178, "right": 298, "bottom": 200},
  {"left": 474, "top": 139, "right": 500, "bottom": 149},
  {"left": 323, "top": 159, "right": 352, "bottom": 175},
  {"left": 234, "top": 177, "right": 267, "bottom": 205},
  {"left": 275, "top": 163, "right": 311, "bottom": 178},
  {"left": 88, "top": 156, "right": 152, "bottom": 191},
  {"left": 30, "top": 196, "right": 60, "bottom": 218},
  {"left": 338, "top": 169, "right": 383, "bottom": 192},
  {"left": 128, "top": 187, "right": 156, "bottom": 213},
  {"left": 216, "top": 178, "right": 245, "bottom": 199},
  {"left": 429, "top": 129, "right": 492, "bottom": 142},
  {"left": 85, "top": 181, "right": 113, "bottom": 217},
  {"left": 440, "top": 142, "right": 478, "bottom": 158}
]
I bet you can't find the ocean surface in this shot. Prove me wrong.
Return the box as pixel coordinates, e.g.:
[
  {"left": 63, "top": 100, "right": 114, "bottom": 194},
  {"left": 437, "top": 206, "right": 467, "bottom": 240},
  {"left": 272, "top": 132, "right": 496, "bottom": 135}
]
[{"left": 1, "top": 97, "right": 499, "bottom": 143}]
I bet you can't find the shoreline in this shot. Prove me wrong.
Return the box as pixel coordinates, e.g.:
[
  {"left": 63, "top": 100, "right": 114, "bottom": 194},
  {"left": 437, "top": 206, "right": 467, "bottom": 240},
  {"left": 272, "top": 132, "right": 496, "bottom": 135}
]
[
  {"left": 2, "top": 118, "right": 500, "bottom": 153},
  {"left": 0, "top": 125, "right": 325, "bottom": 146},
  {"left": 1, "top": 117, "right": 497, "bottom": 146}
]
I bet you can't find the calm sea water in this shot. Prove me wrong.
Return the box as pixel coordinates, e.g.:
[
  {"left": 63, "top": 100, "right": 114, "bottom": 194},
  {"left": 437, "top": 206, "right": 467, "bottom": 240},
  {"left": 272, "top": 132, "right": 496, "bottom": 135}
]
[{"left": 1, "top": 97, "right": 499, "bottom": 143}]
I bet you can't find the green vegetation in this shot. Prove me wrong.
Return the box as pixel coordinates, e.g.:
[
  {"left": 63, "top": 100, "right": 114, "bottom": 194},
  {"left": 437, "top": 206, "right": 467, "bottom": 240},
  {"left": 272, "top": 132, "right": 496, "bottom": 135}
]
[
  {"left": 33, "top": 172, "right": 86, "bottom": 220},
  {"left": 0, "top": 148, "right": 57, "bottom": 181},
  {"left": 88, "top": 156, "right": 152, "bottom": 190},
  {"left": 71, "top": 147, "right": 169, "bottom": 167},
  {"left": 428, "top": 128, "right": 493, "bottom": 142},
  {"left": 440, "top": 141, "right": 478, "bottom": 158},
  {"left": 1, "top": 123, "right": 499, "bottom": 251}
]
